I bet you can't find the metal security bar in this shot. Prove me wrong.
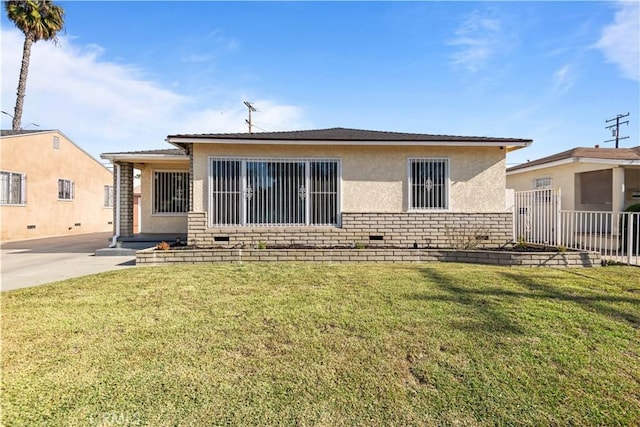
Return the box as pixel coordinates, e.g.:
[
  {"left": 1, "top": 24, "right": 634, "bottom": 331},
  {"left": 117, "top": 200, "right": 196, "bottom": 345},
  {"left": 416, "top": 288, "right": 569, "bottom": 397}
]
[
  {"left": 310, "top": 160, "right": 339, "bottom": 225},
  {"left": 153, "top": 171, "right": 189, "bottom": 214},
  {"left": 210, "top": 158, "right": 340, "bottom": 226},
  {"left": 57, "top": 179, "right": 75, "bottom": 200},
  {"left": 514, "top": 188, "right": 561, "bottom": 245},
  {"left": 409, "top": 158, "right": 448, "bottom": 210},
  {"left": 0, "top": 171, "right": 26, "bottom": 205}
]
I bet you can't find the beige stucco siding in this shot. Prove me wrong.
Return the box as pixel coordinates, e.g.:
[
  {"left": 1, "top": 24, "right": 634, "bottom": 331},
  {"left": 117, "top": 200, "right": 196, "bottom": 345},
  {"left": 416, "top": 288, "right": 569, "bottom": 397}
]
[
  {"left": 191, "top": 143, "right": 507, "bottom": 215},
  {"left": 0, "top": 131, "right": 113, "bottom": 241},
  {"left": 507, "top": 162, "right": 640, "bottom": 211},
  {"left": 137, "top": 162, "right": 189, "bottom": 233}
]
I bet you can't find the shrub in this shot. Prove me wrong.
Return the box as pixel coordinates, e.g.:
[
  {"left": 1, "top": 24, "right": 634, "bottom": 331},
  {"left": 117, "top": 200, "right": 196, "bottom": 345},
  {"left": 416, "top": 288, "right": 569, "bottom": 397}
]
[{"left": 156, "top": 241, "right": 171, "bottom": 251}]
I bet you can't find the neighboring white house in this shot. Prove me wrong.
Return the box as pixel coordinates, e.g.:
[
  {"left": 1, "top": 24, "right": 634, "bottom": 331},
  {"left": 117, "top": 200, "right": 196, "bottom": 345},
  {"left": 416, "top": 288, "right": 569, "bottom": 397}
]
[
  {"left": 102, "top": 127, "right": 532, "bottom": 248},
  {"left": 507, "top": 146, "right": 640, "bottom": 212}
]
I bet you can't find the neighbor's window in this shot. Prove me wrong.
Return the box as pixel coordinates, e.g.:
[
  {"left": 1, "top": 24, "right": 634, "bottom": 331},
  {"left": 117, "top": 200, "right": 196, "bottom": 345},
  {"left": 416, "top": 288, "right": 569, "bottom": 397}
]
[
  {"left": 58, "top": 179, "right": 74, "bottom": 200},
  {"left": 579, "top": 170, "right": 612, "bottom": 205},
  {"left": 153, "top": 171, "right": 189, "bottom": 214},
  {"left": 209, "top": 158, "right": 340, "bottom": 226},
  {"left": 533, "top": 176, "right": 553, "bottom": 190},
  {"left": 0, "top": 171, "right": 26, "bottom": 205},
  {"left": 409, "top": 158, "right": 449, "bottom": 210},
  {"left": 104, "top": 185, "right": 114, "bottom": 208}
]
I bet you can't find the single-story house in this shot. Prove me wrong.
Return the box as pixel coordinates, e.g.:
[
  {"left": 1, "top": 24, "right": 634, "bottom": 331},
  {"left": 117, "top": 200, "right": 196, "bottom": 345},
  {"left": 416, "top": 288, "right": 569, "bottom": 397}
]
[
  {"left": 101, "top": 128, "right": 532, "bottom": 248},
  {"left": 506, "top": 146, "right": 640, "bottom": 212},
  {"left": 1, "top": 129, "right": 113, "bottom": 241}
]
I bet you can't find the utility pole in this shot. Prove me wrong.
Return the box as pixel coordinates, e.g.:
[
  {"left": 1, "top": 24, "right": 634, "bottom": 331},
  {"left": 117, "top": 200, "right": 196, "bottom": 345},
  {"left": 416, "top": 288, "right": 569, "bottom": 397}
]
[
  {"left": 244, "top": 101, "right": 257, "bottom": 133},
  {"left": 605, "top": 113, "right": 629, "bottom": 148}
]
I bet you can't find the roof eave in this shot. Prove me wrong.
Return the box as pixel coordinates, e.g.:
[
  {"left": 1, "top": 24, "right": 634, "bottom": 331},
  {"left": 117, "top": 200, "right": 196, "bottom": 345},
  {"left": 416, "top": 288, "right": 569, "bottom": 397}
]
[
  {"left": 166, "top": 136, "right": 532, "bottom": 148},
  {"left": 100, "top": 153, "right": 189, "bottom": 163},
  {"left": 507, "top": 157, "right": 640, "bottom": 175}
]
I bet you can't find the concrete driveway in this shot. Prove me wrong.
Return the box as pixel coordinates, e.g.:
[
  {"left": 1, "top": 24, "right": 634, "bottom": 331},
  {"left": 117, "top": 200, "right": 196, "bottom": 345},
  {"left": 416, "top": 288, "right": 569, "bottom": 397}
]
[{"left": 1, "top": 232, "right": 135, "bottom": 291}]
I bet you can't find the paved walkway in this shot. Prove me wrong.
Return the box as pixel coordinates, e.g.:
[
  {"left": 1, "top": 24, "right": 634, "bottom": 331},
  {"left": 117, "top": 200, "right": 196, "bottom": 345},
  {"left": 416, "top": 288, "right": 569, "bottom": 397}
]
[{"left": 1, "top": 232, "right": 135, "bottom": 291}]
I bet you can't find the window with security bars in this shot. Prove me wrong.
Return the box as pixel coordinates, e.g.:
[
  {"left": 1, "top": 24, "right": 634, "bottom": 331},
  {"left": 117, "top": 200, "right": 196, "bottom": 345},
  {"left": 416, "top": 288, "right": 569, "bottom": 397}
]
[
  {"left": 104, "top": 185, "right": 114, "bottom": 208},
  {"left": 409, "top": 158, "right": 449, "bottom": 210},
  {"left": 153, "top": 171, "right": 189, "bottom": 214},
  {"left": 0, "top": 171, "right": 26, "bottom": 205},
  {"left": 58, "top": 179, "right": 74, "bottom": 200},
  {"left": 210, "top": 158, "right": 340, "bottom": 226}
]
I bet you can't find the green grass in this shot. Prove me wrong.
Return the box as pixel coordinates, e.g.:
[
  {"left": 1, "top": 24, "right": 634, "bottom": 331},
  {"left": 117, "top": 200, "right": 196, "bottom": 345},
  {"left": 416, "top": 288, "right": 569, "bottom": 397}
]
[{"left": 2, "top": 263, "right": 639, "bottom": 426}]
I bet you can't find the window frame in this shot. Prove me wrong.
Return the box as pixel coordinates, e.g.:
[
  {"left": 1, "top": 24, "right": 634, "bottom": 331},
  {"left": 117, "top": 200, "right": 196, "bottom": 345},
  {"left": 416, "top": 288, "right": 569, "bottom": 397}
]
[
  {"left": 208, "top": 157, "right": 342, "bottom": 227},
  {"left": 407, "top": 157, "right": 450, "bottom": 211},
  {"left": 0, "top": 170, "right": 26, "bottom": 206},
  {"left": 151, "top": 170, "right": 190, "bottom": 216},
  {"left": 57, "top": 178, "right": 75, "bottom": 201},
  {"left": 104, "top": 185, "right": 114, "bottom": 208},
  {"left": 533, "top": 176, "right": 553, "bottom": 190}
]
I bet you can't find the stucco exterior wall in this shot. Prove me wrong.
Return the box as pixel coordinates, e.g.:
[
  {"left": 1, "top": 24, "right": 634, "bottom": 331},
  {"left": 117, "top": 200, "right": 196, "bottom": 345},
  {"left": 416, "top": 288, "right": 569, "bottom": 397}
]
[
  {"left": 191, "top": 143, "right": 508, "bottom": 214},
  {"left": 1, "top": 131, "right": 113, "bottom": 241},
  {"left": 137, "top": 162, "right": 189, "bottom": 234},
  {"left": 507, "top": 162, "right": 640, "bottom": 211}
]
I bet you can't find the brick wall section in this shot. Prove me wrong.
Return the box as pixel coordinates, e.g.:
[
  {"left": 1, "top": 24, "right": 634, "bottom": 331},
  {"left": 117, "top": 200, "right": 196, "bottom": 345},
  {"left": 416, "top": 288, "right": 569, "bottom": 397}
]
[
  {"left": 115, "top": 162, "right": 134, "bottom": 237},
  {"left": 187, "top": 211, "right": 513, "bottom": 249},
  {"left": 137, "top": 247, "right": 601, "bottom": 268}
]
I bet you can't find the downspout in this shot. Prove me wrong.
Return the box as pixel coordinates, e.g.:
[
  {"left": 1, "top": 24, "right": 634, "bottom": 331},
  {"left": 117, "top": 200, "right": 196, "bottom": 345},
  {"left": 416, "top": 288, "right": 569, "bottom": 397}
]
[{"left": 109, "top": 163, "right": 121, "bottom": 247}]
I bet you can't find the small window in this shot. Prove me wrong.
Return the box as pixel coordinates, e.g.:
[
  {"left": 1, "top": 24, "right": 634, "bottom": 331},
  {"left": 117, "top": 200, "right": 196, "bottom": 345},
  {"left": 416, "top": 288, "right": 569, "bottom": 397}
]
[
  {"left": 104, "top": 185, "right": 114, "bottom": 208},
  {"left": 533, "top": 176, "right": 552, "bottom": 189},
  {"left": 58, "top": 179, "right": 74, "bottom": 200},
  {"left": 0, "top": 171, "right": 26, "bottom": 205},
  {"left": 409, "top": 158, "right": 449, "bottom": 210},
  {"left": 53, "top": 136, "right": 60, "bottom": 150},
  {"left": 153, "top": 171, "right": 189, "bottom": 214}
]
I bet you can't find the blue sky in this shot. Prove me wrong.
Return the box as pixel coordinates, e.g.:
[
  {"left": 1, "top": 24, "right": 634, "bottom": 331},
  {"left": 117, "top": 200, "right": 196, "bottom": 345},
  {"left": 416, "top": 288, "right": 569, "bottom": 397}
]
[{"left": 1, "top": 1, "right": 638, "bottom": 167}]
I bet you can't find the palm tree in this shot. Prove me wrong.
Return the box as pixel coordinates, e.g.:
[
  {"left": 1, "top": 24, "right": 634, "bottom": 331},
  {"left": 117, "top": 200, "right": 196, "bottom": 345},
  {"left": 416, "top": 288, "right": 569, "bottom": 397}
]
[{"left": 4, "top": 0, "right": 64, "bottom": 130}]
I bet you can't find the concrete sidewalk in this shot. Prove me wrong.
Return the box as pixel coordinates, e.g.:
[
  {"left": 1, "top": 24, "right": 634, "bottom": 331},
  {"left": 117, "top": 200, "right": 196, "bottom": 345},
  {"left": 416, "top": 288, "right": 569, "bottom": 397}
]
[{"left": 1, "top": 232, "right": 136, "bottom": 291}]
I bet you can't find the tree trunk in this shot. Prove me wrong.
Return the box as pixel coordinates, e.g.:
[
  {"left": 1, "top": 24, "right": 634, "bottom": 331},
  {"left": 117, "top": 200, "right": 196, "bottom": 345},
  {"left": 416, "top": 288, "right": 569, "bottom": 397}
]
[{"left": 13, "top": 35, "right": 34, "bottom": 131}]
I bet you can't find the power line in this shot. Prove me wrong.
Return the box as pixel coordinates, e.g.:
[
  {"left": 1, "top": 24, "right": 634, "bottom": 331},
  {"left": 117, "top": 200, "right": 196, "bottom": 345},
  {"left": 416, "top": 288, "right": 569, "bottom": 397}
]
[{"left": 604, "top": 112, "right": 629, "bottom": 148}]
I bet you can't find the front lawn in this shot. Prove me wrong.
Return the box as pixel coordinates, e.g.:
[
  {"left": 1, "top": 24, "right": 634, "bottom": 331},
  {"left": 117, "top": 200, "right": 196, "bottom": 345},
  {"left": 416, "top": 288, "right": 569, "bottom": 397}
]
[{"left": 2, "top": 263, "right": 639, "bottom": 426}]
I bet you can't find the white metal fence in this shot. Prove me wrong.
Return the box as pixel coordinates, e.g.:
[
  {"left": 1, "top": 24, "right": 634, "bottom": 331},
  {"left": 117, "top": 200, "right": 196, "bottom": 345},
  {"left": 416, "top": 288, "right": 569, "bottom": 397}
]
[
  {"left": 514, "top": 188, "right": 561, "bottom": 246},
  {"left": 514, "top": 188, "right": 640, "bottom": 265}
]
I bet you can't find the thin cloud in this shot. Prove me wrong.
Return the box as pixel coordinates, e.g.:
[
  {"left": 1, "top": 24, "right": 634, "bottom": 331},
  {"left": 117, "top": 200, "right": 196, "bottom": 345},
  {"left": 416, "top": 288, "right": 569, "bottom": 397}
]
[
  {"left": 1, "top": 28, "right": 307, "bottom": 158},
  {"left": 595, "top": 1, "right": 640, "bottom": 82},
  {"left": 552, "top": 64, "right": 575, "bottom": 95},
  {"left": 449, "top": 9, "right": 512, "bottom": 73}
]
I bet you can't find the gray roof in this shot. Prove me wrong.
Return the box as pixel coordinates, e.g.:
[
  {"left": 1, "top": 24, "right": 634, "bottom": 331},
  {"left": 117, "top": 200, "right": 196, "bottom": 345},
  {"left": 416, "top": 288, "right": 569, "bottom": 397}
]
[
  {"left": 168, "top": 127, "right": 532, "bottom": 143},
  {"left": 507, "top": 146, "right": 640, "bottom": 172},
  {"left": 1, "top": 129, "right": 55, "bottom": 137}
]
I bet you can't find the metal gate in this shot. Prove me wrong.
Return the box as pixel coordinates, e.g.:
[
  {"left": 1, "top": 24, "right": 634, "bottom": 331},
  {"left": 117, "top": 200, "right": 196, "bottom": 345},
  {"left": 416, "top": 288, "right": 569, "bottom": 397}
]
[
  {"left": 513, "top": 188, "right": 561, "bottom": 246},
  {"left": 513, "top": 188, "right": 639, "bottom": 266}
]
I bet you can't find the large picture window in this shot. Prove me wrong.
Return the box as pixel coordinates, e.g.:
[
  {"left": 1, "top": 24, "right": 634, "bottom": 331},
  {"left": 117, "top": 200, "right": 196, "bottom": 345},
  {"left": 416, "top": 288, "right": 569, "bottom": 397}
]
[
  {"left": 409, "top": 158, "right": 449, "bottom": 210},
  {"left": 210, "top": 158, "right": 340, "bottom": 226},
  {"left": 0, "top": 171, "right": 26, "bottom": 205},
  {"left": 153, "top": 171, "right": 189, "bottom": 214}
]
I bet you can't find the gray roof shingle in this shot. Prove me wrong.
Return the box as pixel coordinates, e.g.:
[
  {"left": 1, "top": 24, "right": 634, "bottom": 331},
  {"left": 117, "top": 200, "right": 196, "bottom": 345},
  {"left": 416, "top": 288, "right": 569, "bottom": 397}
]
[
  {"left": 507, "top": 146, "right": 640, "bottom": 172},
  {"left": 168, "top": 127, "right": 532, "bottom": 143},
  {"left": 1, "top": 129, "right": 55, "bottom": 137}
]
